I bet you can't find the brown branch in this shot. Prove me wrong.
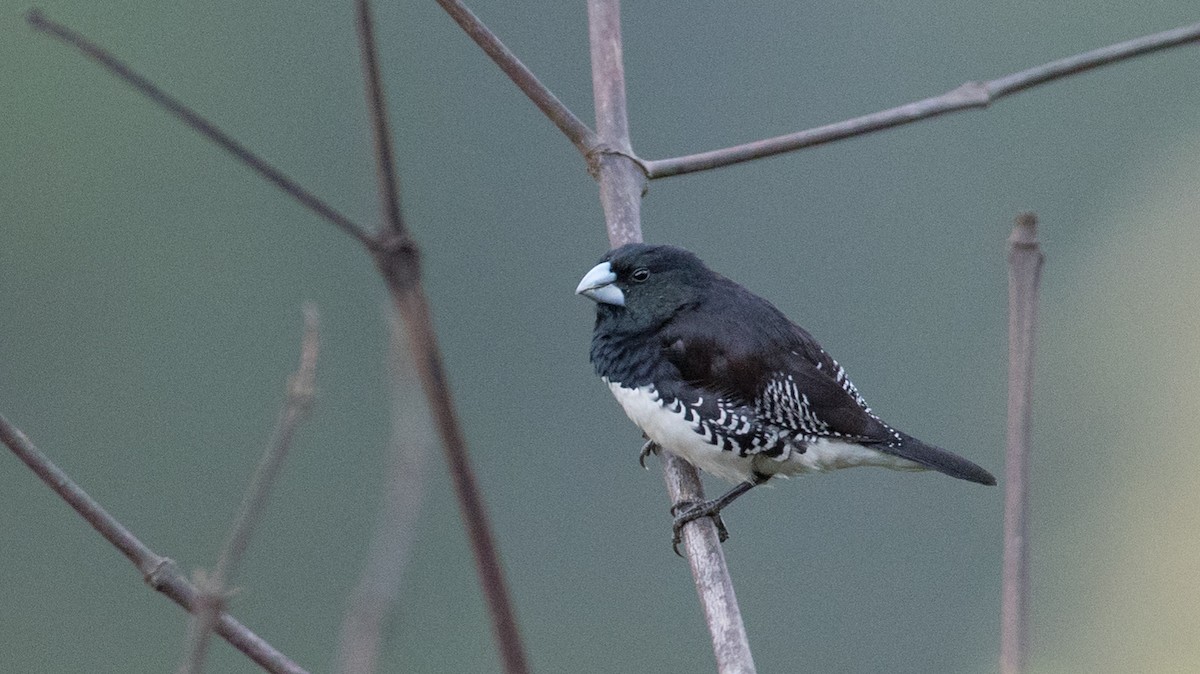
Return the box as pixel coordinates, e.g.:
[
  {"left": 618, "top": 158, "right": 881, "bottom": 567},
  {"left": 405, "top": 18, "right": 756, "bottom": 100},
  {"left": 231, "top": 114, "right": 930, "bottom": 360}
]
[
  {"left": 1002, "top": 213, "right": 1043, "bottom": 674},
  {"left": 643, "top": 21, "right": 1200, "bottom": 179},
  {"left": 26, "top": 6, "right": 529, "bottom": 670},
  {"left": 179, "top": 306, "right": 321, "bottom": 674},
  {"left": 434, "top": 0, "right": 597, "bottom": 154},
  {"left": 26, "top": 8, "right": 376, "bottom": 249},
  {"left": 0, "top": 415, "right": 309, "bottom": 674},
  {"left": 355, "top": 3, "right": 530, "bottom": 672},
  {"left": 30, "top": 10, "right": 529, "bottom": 671},
  {"left": 355, "top": 0, "right": 406, "bottom": 239},
  {"left": 334, "top": 312, "right": 432, "bottom": 674},
  {"left": 586, "top": 2, "right": 755, "bottom": 672}
]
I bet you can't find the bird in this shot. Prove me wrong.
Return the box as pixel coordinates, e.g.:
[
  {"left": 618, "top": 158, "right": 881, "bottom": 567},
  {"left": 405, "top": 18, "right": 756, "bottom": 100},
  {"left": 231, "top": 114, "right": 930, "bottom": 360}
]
[{"left": 576, "top": 243, "right": 996, "bottom": 549}]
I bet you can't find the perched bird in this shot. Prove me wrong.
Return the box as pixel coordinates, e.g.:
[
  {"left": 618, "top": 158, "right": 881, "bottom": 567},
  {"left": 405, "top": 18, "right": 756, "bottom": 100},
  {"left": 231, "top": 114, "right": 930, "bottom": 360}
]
[{"left": 576, "top": 243, "right": 995, "bottom": 547}]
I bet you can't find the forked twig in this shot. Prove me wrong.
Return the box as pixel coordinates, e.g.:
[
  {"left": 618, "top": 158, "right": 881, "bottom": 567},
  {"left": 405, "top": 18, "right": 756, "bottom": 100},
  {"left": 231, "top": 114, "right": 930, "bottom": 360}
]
[
  {"left": 1002, "top": 213, "right": 1043, "bottom": 674},
  {"left": 179, "top": 306, "right": 320, "bottom": 674},
  {"left": 586, "top": 1, "right": 755, "bottom": 672},
  {"left": 28, "top": 7, "right": 529, "bottom": 673},
  {"left": 642, "top": 21, "right": 1200, "bottom": 178},
  {"left": 0, "top": 415, "right": 309, "bottom": 674}
]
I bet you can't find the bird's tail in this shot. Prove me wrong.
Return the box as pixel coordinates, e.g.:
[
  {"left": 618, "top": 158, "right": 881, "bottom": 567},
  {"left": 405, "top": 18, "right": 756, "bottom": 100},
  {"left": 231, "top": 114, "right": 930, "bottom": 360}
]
[{"left": 884, "top": 433, "right": 997, "bottom": 485}]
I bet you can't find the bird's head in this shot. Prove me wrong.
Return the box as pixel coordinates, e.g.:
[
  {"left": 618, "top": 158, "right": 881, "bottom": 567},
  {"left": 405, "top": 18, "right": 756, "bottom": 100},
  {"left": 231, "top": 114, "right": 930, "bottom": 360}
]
[{"left": 576, "top": 243, "right": 713, "bottom": 331}]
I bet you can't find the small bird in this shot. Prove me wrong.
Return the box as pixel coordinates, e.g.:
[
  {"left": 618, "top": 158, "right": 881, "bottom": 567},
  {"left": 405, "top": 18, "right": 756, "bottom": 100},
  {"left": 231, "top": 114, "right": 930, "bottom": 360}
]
[{"left": 576, "top": 243, "right": 995, "bottom": 548}]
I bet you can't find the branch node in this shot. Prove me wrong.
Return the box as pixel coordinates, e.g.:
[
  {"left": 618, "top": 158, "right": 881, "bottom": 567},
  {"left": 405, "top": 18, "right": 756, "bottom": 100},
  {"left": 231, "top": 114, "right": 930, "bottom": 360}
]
[
  {"left": 141, "top": 555, "right": 179, "bottom": 590},
  {"left": 585, "top": 143, "right": 649, "bottom": 182},
  {"left": 1009, "top": 212, "right": 1040, "bottom": 248},
  {"left": 948, "top": 80, "right": 993, "bottom": 107},
  {"left": 373, "top": 232, "right": 423, "bottom": 292}
]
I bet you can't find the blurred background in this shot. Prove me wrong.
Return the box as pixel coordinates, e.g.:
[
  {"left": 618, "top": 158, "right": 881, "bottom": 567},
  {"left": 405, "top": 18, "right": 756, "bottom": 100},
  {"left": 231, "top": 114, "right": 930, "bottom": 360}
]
[{"left": 3, "top": 1, "right": 1198, "bottom": 672}]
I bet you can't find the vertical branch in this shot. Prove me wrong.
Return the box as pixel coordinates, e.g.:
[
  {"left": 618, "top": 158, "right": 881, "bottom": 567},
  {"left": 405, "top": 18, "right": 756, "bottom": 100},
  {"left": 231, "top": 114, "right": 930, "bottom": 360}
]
[
  {"left": 180, "top": 305, "right": 321, "bottom": 674},
  {"left": 586, "top": 0, "right": 645, "bottom": 246},
  {"left": 355, "top": 0, "right": 406, "bottom": 238},
  {"left": 586, "top": 2, "right": 755, "bottom": 672},
  {"left": 334, "top": 312, "right": 432, "bottom": 674},
  {"left": 354, "top": 3, "right": 529, "bottom": 673},
  {"left": 1002, "top": 213, "right": 1043, "bottom": 674}
]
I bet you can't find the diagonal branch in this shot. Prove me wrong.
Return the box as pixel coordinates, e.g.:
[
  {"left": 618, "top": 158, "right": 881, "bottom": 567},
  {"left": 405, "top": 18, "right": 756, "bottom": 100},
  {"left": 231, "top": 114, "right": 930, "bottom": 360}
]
[
  {"left": 26, "top": 8, "right": 376, "bottom": 249},
  {"left": 354, "top": 3, "right": 530, "bottom": 672},
  {"left": 643, "top": 20, "right": 1200, "bottom": 179},
  {"left": 30, "top": 8, "right": 529, "bottom": 672},
  {"left": 179, "top": 305, "right": 321, "bottom": 674},
  {"left": 1002, "top": 213, "right": 1043, "bottom": 674},
  {"left": 587, "top": 2, "right": 755, "bottom": 672},
  {"left": 0, "top": 414, "right": 309, "bottom": 674},
  {"left": 433, "top": 0, "right": 598, "bottom": 154}
]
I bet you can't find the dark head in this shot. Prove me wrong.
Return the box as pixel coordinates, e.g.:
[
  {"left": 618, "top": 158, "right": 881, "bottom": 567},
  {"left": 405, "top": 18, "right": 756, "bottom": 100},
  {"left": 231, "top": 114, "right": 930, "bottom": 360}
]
[{"left": 576, "top": 243, "right": 715, "bottom": 333}]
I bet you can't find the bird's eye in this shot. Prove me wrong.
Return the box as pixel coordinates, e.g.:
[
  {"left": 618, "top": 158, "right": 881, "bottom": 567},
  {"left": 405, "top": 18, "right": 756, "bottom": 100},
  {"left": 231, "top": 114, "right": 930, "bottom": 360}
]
[{"left": 631, "top": 268, "right": 651, "bottom": 282}]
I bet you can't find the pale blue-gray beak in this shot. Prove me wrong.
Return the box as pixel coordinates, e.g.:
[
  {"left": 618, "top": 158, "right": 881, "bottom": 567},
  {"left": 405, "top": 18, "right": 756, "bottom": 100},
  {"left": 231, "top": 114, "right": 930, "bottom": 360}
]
[{"left": 575, "top": 261, "right": 625, "bottom": 306}]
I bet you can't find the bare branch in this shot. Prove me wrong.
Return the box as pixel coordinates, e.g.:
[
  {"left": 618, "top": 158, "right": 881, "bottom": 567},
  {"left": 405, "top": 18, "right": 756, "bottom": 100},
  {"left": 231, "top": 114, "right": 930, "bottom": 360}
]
[
  {"left": 0, "top": 415, "right": 309, "bottom": 674},
  {"left": 355, "top": 0, "right": 407, "bottom": 239},
  {"left": 660, "top": 455, "right": 757, "bottom": 674},
  {"left": 179, "top": 306, "right": 320, "bottom": 674},
  {"left": 356, "top": 4, "right": 529, "bottom": 671},
  {"left": 334, "top": 311, "right": 431, "bottom": 674},
  {"left": 643, "top": 21, "right": 1200, "bottom": 179},
  {"left": 29, "top": 8, "right": 528, "bottom": 671},
  {"left": 1002, "top": 214, "right": 1043, "bottom": 674},
  {"left": 587, "top": 0, "right": 646, "bottom": 246},
  {"left": 26, "top": 9, "right": 376, "bottom": 249},
  {"left": 587, "top": 2, "right": 755, "bottom": 671},
  {"left": 434, "top": 0, "right": 597, "bottom": 154}
]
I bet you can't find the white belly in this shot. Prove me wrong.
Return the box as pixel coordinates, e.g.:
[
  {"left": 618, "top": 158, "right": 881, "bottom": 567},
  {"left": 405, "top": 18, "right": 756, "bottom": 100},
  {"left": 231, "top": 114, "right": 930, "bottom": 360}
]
[{"left": 606, "top": 381, "right": 924, "bottom": 483}]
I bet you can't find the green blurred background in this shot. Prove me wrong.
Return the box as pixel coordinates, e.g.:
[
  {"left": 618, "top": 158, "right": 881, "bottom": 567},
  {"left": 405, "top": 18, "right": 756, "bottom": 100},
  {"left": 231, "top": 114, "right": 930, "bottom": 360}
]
[{"left": 3, "top": 1, "right": 1199, "bottom": 672}]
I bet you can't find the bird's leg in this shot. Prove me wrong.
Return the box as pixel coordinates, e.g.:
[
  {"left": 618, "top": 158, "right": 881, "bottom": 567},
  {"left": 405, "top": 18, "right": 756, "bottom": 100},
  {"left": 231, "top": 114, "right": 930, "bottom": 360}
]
[
  {"left": 671, "top": 474, "right": 766, "bottom": 555},
  {"left": 638, "top": 437, "right": 660, "bottom": 469}
]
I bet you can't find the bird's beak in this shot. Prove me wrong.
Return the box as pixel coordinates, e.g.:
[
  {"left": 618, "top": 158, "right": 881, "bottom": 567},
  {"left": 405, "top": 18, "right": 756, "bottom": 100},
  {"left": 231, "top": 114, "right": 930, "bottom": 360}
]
[{"left": 575, "top": 261, "right": 625, "bottom": 306}]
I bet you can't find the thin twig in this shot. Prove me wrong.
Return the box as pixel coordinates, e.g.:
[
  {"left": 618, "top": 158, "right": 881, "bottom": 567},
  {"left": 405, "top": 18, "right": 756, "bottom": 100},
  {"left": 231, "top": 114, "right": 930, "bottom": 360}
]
[
  {"left": 179, "top": 306, "right": 321, "bottom": 674},
  {"left": 643, "top": 21, "right": 1200, "bottom": 178},
  {"left": 334, "top": 312, "right": 431, "bottom": 674},
  {"left": 586, "top": 1, "right": 756, "bottom": 672},
  {"left": 433, "top": 0, "right": 598, "bottom": 154},
  {"left": 355, "top": 4, "right": 529, "bottom": 672},
  {"left": 355, "top": 0, "right": 406, "bottom": 239},
  {"left": 0, "top": 415, "right": 309, "bottom": 674},
  {"left": 26, "top": 8, "right": 376, "bottom": 249},
  {"left": 1002, "top": 214, "right": 1042, "bottom": 674},
  {"left": 30, "top": 9, "right": 527, "bottom": 671}
]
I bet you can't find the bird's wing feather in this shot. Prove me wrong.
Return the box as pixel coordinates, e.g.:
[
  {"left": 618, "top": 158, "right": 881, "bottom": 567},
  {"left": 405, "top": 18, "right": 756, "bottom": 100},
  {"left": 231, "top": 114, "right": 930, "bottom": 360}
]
[{"left": 658, "top": 283, "right": 895, "bottom": 443}]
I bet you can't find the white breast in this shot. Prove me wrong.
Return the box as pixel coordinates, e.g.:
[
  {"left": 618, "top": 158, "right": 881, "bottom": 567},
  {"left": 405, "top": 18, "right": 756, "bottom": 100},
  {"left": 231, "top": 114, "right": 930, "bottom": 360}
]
[{"left": 606, "top": 381, "right": 756, "bottom": 484}]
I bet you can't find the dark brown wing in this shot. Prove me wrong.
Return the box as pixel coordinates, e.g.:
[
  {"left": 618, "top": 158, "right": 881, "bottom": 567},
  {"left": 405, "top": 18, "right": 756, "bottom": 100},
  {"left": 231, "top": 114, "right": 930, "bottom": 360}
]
[{"left": 658, "top": 281, "right": 895, "bottom": 443}]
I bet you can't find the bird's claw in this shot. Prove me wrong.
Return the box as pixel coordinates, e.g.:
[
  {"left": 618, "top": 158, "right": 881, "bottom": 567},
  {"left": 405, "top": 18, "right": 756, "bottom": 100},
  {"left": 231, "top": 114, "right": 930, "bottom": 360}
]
[
  {"left": 638, "top": 440, "right": 660, "bottom": 469},
  {"left": 670, "top": 499, "right": 730, "bottom": 556}
]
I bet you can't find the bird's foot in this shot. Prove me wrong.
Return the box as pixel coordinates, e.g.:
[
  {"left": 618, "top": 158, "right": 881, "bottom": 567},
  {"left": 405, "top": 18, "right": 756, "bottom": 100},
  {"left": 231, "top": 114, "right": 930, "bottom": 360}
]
[
  {"left": 638, "top": 440, "right": 660, "bottom": 469},
  {"left": 670, "top": 498, "right": 730, "bottom": 556}
]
